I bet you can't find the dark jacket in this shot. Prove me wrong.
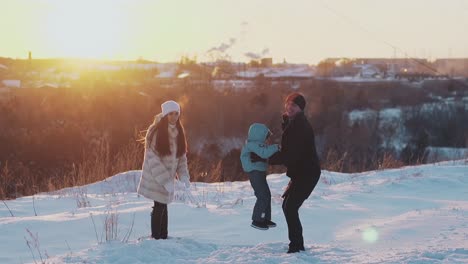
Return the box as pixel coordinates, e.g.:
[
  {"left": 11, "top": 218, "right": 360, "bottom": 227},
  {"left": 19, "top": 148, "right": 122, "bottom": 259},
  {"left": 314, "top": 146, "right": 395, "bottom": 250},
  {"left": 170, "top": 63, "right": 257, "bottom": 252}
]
[{"left": 269, "top": 112, "right": 321, "bottom": 188}]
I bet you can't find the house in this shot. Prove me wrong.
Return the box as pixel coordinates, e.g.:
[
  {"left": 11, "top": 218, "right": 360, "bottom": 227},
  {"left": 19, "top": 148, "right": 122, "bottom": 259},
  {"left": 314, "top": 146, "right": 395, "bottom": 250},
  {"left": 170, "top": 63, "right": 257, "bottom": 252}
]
[
  {"left": 236, "top": 65, "right": 314, "bottom": 79},
  {"left": 434, "top": 58, "right": 468, "bottom": 77},
  {"left": 35, "top": 82, "right": 59, "bottom": 89},
  {"left": 0, "top": 86, "right": 11, "bottom": 101},
  {"left": 0, "top": 79, "right": 18, "bottom": 101},
  {"left": 261, "top": 58, "right": 273, "bottom": 68},
  {"left": 354, "top": 64, "right": 382, "bottom": 78},
  {"left": 322, "top": 57, "right": 436, "bottom": 78},
  {"left": 1, "top": 80, "right": 21, "bottom": 88}
]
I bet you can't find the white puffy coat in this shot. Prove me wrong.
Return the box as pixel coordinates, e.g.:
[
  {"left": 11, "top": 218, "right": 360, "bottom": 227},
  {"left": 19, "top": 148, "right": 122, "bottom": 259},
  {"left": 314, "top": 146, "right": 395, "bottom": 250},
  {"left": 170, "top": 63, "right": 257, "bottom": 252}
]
[{"left": 137, "top": 114, "right": 190, "bottom": 204}]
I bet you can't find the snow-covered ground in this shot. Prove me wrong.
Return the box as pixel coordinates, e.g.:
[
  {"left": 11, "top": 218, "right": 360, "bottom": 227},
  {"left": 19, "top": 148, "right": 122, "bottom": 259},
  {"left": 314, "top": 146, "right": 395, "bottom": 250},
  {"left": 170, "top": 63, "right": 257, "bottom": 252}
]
[
  {"left": 425, "top": 147, "right": 468, "bottom": 163},
  {"left": 347, "top": 96, "right": 468, "bottom": 154},
  {"left": 1, "top": 160, "right": 468, "bottom": 263},
  {"left": 348, "top": 108, "right": 408, "bottom": 152}
]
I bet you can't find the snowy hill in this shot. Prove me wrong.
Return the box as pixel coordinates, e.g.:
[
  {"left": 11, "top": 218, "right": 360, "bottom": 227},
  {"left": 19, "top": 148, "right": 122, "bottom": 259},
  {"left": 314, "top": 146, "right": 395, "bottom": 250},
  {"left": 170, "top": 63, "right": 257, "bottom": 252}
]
[{"left": 1, "top": 160, "right": 468, "bottom": 263}]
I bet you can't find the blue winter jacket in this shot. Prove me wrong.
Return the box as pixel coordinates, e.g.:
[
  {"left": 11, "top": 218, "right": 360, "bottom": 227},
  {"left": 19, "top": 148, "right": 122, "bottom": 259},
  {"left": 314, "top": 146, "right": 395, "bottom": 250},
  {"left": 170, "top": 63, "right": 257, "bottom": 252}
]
[{"left": 240, "top": 123, "right": 279, "bottom": 172}]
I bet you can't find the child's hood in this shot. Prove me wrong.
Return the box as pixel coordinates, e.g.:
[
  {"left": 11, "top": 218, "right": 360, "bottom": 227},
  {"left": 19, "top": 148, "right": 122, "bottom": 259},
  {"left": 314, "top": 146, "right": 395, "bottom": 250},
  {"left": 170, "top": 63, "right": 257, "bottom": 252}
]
[{"left": 247, "top": 123, "right": 271, "bottom": 142}]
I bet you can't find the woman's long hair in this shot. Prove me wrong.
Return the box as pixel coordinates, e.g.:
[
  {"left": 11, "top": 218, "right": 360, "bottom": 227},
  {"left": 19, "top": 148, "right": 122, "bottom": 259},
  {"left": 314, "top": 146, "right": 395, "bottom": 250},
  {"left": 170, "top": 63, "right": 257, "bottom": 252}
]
[{"left": 147, "top": 114, "right": 187, "bottom": 157}]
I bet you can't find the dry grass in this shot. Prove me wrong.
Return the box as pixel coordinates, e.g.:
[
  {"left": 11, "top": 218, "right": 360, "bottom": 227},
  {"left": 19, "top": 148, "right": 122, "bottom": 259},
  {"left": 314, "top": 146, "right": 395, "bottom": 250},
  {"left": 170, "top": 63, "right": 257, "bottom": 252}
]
[
  {"left": 1, "top": 140, "right": 413, "bottom": 199},
  {"left": 2, "top": 81, "right": 464, "bottom": 199},
  {"left": 322, "top": 149, "right": 348, "bottom": 172},
  {"left": 0, "top": 135, "right": 144, "bottom": 199},
  {"left": 378, "top": 152, "right": 405, "bottom": 170},
  {"left": 321, "top": 149, "right": 407, "bottom": 173}
]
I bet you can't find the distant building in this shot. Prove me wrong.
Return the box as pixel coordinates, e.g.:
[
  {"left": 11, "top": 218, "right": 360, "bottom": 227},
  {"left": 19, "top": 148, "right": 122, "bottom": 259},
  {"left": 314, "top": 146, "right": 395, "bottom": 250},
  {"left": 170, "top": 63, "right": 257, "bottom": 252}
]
[
  {"left": 321, "top": 57, "right": 438, "bottom": 78},
  {"left": 0, "top": 79, "right": 19, "bottom": 101},
  {"left": 237, "top": 65, "right": 314, "bottom": 79},
  {"left": 354, "top": 64, "right": 382, "bottom": 78},
  {"left": 260, "top": 58, "right": 273, "bottom": 68},
  {"left": 212, "top": 79, "right": 255, "bottom": 91},
  {"left": 1, "top": 80, "right": 21, "bottom": 88},
  {"left": 354, "top": 58, "right": 432, "bottom": 74},
  {"left": 434, "top": 58, "right": 468, "bottom": 77},
  {"left": 248, "top": 58, "right": 273, "bottom": 68}
]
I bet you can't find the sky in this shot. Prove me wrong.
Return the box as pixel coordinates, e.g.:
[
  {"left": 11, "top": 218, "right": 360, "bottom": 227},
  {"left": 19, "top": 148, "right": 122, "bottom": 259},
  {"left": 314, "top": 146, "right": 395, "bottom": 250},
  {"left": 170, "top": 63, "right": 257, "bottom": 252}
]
[
  {"left": 1, "top": 0, "right": 468, "bottom": 64},
  {"left": 1, "top": 160, "right": 467, "bottom": 263}
]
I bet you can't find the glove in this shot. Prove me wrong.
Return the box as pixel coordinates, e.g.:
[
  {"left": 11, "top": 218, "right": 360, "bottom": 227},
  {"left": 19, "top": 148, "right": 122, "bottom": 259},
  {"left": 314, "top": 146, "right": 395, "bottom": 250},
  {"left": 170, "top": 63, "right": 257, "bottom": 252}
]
[{"left": 250, "top": 152, "right": 267, "bottom": 163}]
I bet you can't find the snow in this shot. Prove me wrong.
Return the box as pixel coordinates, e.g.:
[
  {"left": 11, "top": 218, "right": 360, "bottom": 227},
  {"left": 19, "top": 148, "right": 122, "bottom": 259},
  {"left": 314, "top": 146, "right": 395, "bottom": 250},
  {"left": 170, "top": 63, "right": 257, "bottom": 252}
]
[
  {"left": 319, "top": 76, "right": 395, "bottom": 82},
  {"left": 1, "top": 80, "right": 21, "bottom": 88},
  {"left": 192, "top": 137, "right": 244, "bottom": 156},
  {"left": 348, "top": 100, "right": 468, "bottom": 154},
  {"left": 157, "top": 71, "right": 176, "bottom": 78},
  {"left": 1, "top": 160, "right": 468, "bottom": 263},
  {"left": 425, "top": 147, "right": 468, "bottom": 163},
  {"left": 347, "top": 108, "right": 408, "bottom": 152},
  {"left": 34, "top": 82, "right": 60, "bottom": 89},
  {"left": 154, "top": 64, "right": 178, "bottom": 79},
  {"left": 212, "top": 80, "right": 255, "bottom": 91},
  {"left": 348, "top": 109, "right": 376, "bottom": 124},
  {"left": 354, "top": 64, "right": 381, "bottom": 78},
  {"left": 236, "top": 66, "right": 314, "bottom": 78},
  {"left": 419, "top": 100, "right": 468, "bottom": 118},
  {"left": 177, "top": 72, "right": 190, "bottom": 79},
  {"left": 380, "top": 108, "right": 402, "bottom": 120}
]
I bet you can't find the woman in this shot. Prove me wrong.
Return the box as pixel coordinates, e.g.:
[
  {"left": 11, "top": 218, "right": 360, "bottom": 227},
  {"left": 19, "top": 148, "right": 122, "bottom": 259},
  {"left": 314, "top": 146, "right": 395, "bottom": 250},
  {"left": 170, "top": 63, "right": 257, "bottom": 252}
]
[{"left": 137, "top": 100, "right": 191, "bottom": 239}]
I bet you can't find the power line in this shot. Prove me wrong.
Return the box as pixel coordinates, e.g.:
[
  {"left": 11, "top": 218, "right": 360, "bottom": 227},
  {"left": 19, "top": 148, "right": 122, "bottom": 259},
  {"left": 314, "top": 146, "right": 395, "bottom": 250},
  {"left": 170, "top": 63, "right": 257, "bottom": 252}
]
[{"left": 316, "top": 0, "right": 468, "bottom": 89}]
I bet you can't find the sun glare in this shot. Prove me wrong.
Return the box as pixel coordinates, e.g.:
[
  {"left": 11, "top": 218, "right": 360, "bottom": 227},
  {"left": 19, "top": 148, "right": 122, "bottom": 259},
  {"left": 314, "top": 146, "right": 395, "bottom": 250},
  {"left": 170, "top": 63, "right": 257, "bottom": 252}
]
[{"left": 43, "top": 1, "right": 130, "bottom": 59}]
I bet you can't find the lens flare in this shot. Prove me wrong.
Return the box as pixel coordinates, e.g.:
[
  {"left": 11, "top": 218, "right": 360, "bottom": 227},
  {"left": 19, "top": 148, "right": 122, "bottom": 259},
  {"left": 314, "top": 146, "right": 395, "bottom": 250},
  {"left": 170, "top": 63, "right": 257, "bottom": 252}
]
[{"left": 362, "top": 227, "right": 379, "bottom": 243}]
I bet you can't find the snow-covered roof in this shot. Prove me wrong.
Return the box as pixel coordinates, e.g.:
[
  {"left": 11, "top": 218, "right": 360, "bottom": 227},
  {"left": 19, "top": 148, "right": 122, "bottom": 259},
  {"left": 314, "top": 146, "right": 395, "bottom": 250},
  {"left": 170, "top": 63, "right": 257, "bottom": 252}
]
[
  {"left": 212, "top": 79, "right": 255, "bottom": 90},
  {"left": 1, "top": 80, "right": 21, "bottom": 88},
  {"left": 35, "top": 82, "right": 59, "bottom": 89},
  {"left": 237, "top": 70, "right": 259, "bottom": 78},
  {"left": 154, "top": 63, "right": 178, "bottom": 78},
  {"left": 177, "top": 72, "right": 190, "bottom": 79},
  {"left": 236, "top": 66, "right": 314, "bottom": 78},
  {"left": 156, "top": 71, "right": 177, "bottom": 78}
]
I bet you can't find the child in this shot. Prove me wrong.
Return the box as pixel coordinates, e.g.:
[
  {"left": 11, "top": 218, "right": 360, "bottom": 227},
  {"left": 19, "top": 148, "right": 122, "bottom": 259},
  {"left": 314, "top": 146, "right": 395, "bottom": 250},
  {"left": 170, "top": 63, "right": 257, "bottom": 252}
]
[{"left": 240, "top": 123, "right": 279, "bottom": 230}]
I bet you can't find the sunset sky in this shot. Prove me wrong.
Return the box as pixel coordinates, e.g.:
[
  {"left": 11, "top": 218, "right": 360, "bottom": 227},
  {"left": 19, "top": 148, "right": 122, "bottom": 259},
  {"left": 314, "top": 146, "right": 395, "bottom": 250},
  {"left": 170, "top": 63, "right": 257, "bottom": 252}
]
[{"left": 1, "top": 0, "right": 467, "bottom": 64}]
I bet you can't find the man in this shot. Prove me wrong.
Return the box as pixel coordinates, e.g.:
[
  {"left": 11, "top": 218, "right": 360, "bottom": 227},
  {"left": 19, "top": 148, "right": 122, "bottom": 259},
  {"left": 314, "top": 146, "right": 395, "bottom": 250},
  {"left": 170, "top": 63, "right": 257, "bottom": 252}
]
[{"left": 254, "top": 92, "right": 321, "bottom": 253}]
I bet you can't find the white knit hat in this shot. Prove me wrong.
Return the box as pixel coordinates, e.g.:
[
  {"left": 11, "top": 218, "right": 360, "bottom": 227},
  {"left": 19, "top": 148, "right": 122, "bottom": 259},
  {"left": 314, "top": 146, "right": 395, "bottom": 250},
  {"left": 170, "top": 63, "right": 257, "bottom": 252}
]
[{"left": 161, "top": 100, "right": 181, "bottom": 117}]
